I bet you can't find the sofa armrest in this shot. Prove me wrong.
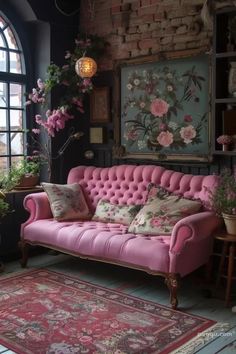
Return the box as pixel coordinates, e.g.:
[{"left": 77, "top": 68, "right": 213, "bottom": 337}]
[
  {"left": 23, "top": 192, "right": 52, "bottom": 223},
  {"left": 21, "top": 192, "right": 53, "bottom": 238},
  {"left": 169, "top": 211, "right": 223, "bottom": 255}
]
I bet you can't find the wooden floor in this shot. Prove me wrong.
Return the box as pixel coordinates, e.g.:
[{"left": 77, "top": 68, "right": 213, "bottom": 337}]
[{"left": 0, "top": 252, "right": 236, "bottom": 353}]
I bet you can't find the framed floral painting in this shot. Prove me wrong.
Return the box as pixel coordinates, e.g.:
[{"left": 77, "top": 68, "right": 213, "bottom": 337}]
[{"left": 115, "top": 53, "right": 211, "bottom": 162}]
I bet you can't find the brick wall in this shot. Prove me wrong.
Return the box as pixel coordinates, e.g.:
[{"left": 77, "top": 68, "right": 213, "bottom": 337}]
[{"left": 79, "top": 0, "right": 212, "bottom": 70}]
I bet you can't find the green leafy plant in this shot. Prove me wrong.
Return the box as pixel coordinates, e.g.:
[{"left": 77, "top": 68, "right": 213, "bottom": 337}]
[
  {"left": 0, "top": 191, "right": 11, "bottom": 219},
  {"left": 0, "top": 156, "right": 40, "bottom": 192},
  {"left": 209, "top": 168, "right": 236, "bottom": 216},
  {"left": 0, "top": 199, "right": 11, "bottom": 219}
]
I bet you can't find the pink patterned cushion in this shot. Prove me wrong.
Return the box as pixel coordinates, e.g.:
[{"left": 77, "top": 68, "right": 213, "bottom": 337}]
[
  {"left": 41, "top": 182, "right": 91, "bottom": 221},
  {"left": 128, "top": 188, "right": 202, "bottom": 235},
  {"left": 92, "top": 199, "right": 142, "bottom": 225}
]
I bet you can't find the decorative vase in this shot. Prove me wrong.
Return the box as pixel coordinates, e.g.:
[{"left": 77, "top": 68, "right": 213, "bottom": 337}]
[
  {"left": 222, "top": 144, "right": 229, "bottom": 152},
  {"left": 222, "top": 213, "right": 236, "bottom": 235},
  {"left": 15, "top": 175, "right": 39, "bottom": 190}
]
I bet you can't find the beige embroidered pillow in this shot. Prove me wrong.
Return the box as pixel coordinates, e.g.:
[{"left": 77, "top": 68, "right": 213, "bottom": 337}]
[
  {"left": 92, "top": 199, "right": 142, "bottom": 225},
  {"left": 128, "top": 194, "right": 202, "bottom": 235},
  {"left": 41, "top": 182, "right": 91, "bottom": 221}
]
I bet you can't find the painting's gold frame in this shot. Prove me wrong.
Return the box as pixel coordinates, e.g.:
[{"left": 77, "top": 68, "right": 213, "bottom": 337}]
[{"left": 113, "top": 49, "right": 212, "bottom": 163}]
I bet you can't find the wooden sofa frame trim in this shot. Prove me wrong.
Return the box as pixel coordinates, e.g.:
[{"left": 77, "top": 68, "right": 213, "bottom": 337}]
[{"left": 18, "top": 239, "right": 180, "bottom": 310}]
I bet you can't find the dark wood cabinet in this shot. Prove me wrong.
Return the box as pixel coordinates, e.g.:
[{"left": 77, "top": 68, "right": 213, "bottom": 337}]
[
  {"left": 212, "top": 7, "right": 236, "bottom": 155},
  {"left": 0, "top": 187, "right": 42, "bottom": 261}
]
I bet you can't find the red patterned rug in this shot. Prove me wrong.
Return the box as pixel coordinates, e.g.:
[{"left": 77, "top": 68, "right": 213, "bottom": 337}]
[{"left": 0, "top": 269, "right": 216, "bottom": 353}]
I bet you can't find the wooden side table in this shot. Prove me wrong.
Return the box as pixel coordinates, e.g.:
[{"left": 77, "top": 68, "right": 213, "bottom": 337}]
[
  {"left": 0, "top": 186, "right": 43, "bottom": 271},
  {"left": 215, "top": 233, "right": 236, "bottom": 307}
]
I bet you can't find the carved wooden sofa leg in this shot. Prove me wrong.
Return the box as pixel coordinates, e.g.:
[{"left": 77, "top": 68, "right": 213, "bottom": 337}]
[
  {"left": 165, "top": 273, "right": 180, "bottom": 310},
  {"left": 18, "top": 241, "right": 30, "bottom": 268}
]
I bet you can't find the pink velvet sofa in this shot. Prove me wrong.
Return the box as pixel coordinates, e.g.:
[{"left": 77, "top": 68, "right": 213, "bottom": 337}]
[{"left": 20, "top": 164, "right": 221, "bottom": 309}]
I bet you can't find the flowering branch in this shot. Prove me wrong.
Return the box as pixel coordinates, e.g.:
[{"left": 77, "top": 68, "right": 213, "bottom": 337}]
[{"left": 25, "top": 34, "right": 107, "bottom": 181}]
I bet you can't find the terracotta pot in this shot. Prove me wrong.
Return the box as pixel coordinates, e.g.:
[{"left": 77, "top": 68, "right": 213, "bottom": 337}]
[
  {"left": 222, "top": 213, "right": 236, "bottom": 235},
  {"left": 15, "top": 175, "right": 39, "bottom": 189}
]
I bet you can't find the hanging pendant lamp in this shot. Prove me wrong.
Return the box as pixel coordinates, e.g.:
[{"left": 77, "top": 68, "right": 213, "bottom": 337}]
[{"left": 75, "top": 56, "right": 97, "bottom": 78}]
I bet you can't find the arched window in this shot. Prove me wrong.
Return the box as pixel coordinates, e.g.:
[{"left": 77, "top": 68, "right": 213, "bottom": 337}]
[{"left": 0, "top": 11, "right": 26, "bottom": 171}]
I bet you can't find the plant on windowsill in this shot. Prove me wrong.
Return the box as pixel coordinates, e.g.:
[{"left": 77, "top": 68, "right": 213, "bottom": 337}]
[
  {"left": 0, "top": 155, "right": 40, "bottom": 192},
  {"left": 208, "top": 168, "right": 236, "bottom": 235}
]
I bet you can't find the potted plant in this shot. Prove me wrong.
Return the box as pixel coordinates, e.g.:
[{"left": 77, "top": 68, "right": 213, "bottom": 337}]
[
  {"left": 209, "top": 168, "right": 236, "bottom": 235},
  {"left": 0, "top": 156, "right": 40, "bottom": 192}
]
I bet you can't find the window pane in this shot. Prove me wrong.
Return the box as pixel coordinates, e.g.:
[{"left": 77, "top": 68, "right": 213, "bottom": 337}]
[
  {"left": 10, "top": 83, "right": 22, "bottom": 107},
  {"left": 0, "top": 109, "right": 7, "bottom": 129},
  {"left": 11, "top": 132, "right": 23, "bottom": 154},
  {"left": 0, "top": 49, "right": 6, "bottom": 72},
  {"left": 0, "top": 33, "right": 5, "bottom": 47},
  {"left": 0, "top": 156, "right": 7, "bottom": 171},
  {"left": 0, "top": 132, "right": 7, "bottom": 154},
  {"left": 0, "top": 82, "right": 7, "bottom": 107},
  {"left": 10, "top": 51, "right": 22, "bottom": 74},
  {"left": 11, "top": 155, "right": 23, "bottom": 166},
  {"left": 4, "top": 27, "right": 17, "bottom": 49},
  {"left": 10, "top": 109, "right": 22, "bottom": 130}
]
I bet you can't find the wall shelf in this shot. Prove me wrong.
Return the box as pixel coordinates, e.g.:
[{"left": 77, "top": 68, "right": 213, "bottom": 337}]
[{"left": 212, "top": 8, "right": 236, "bottom": 154}]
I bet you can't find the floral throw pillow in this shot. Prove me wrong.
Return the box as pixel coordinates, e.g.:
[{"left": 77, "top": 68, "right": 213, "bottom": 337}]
[
  {"left": 41, "top": 182, "right": 91, "bottom": 221},
  {"left": 92, "top": 199, "right": 142, "bottom": 225},
  {"left": 128, "top": 194, "right": 202, "bottom": 236},
  {"left": 147, "top": 183, "right": 171, "bottom": 202}
]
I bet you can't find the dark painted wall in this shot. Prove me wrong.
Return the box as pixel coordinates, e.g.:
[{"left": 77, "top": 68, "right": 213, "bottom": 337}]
[{"left": 0, "top": 0, "right": 82, "bottom": 258}]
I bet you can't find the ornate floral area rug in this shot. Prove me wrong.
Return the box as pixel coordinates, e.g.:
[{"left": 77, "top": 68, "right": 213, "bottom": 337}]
[{"left": 0, "top": 269, "right": 218, "bottom": 353}]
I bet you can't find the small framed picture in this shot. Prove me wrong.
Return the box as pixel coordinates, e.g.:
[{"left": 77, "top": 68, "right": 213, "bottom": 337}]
[
  {"left": 89, "top": 127, "right": 104, "bottom": 144},
  {"left": 90, "top": 87, "right": 110, "bottom": 123}
]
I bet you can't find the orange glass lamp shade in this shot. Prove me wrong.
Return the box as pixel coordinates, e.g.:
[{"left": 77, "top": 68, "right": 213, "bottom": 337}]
[{"left": 75, "top": 56, "right": 97, "bottom": 78}]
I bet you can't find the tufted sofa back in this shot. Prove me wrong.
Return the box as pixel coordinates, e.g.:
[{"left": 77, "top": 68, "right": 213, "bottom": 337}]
[{"left": 67, "top": 165, "right": 218, "bottom": 212}]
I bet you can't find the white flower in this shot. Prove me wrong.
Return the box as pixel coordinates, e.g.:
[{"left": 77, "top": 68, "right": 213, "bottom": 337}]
[
  {"left": 180, "top": 125, "right": 197, "bottom": 144},
  {"left": 166, "top": 72, "right": 173, "bottom": 79},
  {"left": 134, "top": 78, "right": 140, "bottom": 86},
  {"left": 167, "top": 85, "right": 173, "bottom": 91},
  {"left": 140, "top": 101, "right": 146, "bottom": 108},
  {"left": 127, "top": 83, "right": 133, "bottom": 90},
  {"left": 168, "top": 121, "right": 178, "bottom": 130},
  {"left": 137, "top": 140, "right": 146, "bottom": 150}
]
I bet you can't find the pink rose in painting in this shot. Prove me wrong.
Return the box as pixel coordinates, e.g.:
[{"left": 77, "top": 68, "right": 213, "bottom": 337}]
[
  {"left": 125, "top": 129, "right": 138, "bottom": 141},
  {"left": 150, "top": 98, "right": 169, "bottom": 117},
  {"left": 180, "top": 125, "right": 196, "bottom": 144},
  {"left": 157, "top": 131, "right": 174, "bottom": 147}
]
